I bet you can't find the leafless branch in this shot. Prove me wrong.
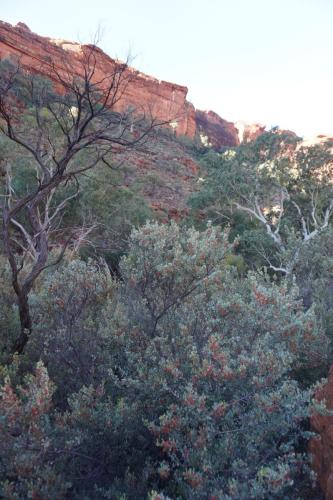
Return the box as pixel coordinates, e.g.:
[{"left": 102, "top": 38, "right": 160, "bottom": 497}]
[{"left": 0, "top": 45, "right": 167, "bottom": 354}]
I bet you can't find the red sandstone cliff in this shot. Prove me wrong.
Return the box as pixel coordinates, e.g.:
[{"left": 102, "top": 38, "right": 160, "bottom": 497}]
[
  {"left": 195, "top": 110, "right": 240, "bottom": 148},
  {"left": 310, "top": 367, "right": 333, "bottom": 499},
  {"left": 0, "top": 20, "right": 196, "bottom": 138},
  {"left": 194, "top": 113, "right": 268, "bottom": 149},
  {"left": 235, "top": 121, "right": 266, "bottom": 144},
  {"left": 0, "top": 20, "right": 265, "bottom": 149}
]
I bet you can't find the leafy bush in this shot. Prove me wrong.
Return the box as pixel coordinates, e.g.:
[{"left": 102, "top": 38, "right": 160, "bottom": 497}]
[
  {"left": 108, "top": 222, "right": 327, "bottom": 498},
  {"left": 0, "top": 362, "right": 70, "bottom": 498},
  {"left": 0, "top": 256, "right": 20, "bottom": 362},
  {"left": 0, "top": 221, "right": 328, "bottom": 498},
  {"left": 27, "top": 258, "right": 114, "bottom": 405}
]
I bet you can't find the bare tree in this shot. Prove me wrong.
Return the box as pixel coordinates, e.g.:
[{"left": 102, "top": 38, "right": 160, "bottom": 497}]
[{"left": 0, "top": 45, "right": 166, "bottom": 354}]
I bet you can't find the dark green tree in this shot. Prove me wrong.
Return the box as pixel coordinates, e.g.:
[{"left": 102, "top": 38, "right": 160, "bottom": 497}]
[{"left": 190, "top": 130, "right": 333, "bottom": 275}]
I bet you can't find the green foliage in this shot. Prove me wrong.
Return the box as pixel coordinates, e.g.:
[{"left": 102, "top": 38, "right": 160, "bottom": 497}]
[
  {"left": 0, "top": 256, "right": 20, "bottom": 362},
  {"left": 0, "top": 221, "right": 327, "bottom": 498},
  {"left": 223, "top": 252, "right": 246, "bottom": 274},
  {"left": 1, "top": 62, "right": 332, "bottom": 498},
  {"left": 0, "top": 362, "right": 71, "bottom": 499},
  {"left": 295, "top": 226, "right": 333, "bottom": 343},
  {"left": 73, "top": 165, "right": 154, "bottom": 267},
  {"left": 111, "top": 223, "right": 326, "bottom": 497},
  {"left": 26, "top": 258, "right": 114, "bottom": 405},
  {"left": 189, "top": 130, "right": 333, "bottom": 275}
]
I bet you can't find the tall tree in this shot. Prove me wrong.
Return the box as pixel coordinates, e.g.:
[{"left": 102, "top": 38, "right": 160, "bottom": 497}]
[
  {"left": 0, "top": 46, "right": 164, "bottom": 354},
  {"left": 191, "top": 130, "right": 333, "bottom": 275}
]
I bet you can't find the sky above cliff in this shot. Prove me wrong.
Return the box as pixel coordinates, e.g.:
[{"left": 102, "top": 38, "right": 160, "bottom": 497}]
[{"left": 2, "top": 0, "right": 333, "bottom": 137}]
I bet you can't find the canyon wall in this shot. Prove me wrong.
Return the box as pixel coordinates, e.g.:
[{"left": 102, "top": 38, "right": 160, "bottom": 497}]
[
  {"left": 0, "top": 20, "right": 264, "bottom": 149},
  {"left": 195, "top": 110, "right": 239, "bottom": 148},
  {"left": 310, "top": 367, "right": 333, "bottom": 499},
  {"left": 0, "top": 21, "right": 196, "bottom": 138}
]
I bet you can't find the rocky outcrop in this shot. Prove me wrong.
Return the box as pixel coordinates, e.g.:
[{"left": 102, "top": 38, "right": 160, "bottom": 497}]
[
  {"left": 195, "top": 110, "right": 240, "bottom": 148},
  {"left": 310, "top": 366, "right": 333, "bottom": 499},
  {"left": 301, "top": 135, "right": 333, "bottom": 148},
  {"left": 194, "top": 113, "right": 268, "bottom": 150},
  {"left": 235, "top": 121, "right": 266, "bottom": 143},
  {"left": 0, "top": 20, "right": 266, "bottom": 149},
  {"left": 0, "top": 20, "right": 195, "bottom": 138}
]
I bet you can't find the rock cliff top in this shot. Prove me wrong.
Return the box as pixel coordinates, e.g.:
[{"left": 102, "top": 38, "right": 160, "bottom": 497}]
[{"left": 0, "top": 20, "right": 266, "bottom": 149}]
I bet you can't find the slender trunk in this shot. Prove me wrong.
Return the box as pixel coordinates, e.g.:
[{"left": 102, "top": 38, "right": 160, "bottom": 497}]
[{"left": 13, "top": 291, "right": 32, "bottom": 354}]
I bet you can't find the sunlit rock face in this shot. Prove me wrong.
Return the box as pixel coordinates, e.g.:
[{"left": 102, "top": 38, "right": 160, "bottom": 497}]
[
  {"left": 194, "top": 113, "right": 268, "bottom": 150},
  {"left": 301, "top": 135, "right": 333, "bottom": 147},
  {"left": 195, "top": 110, "right": 240, "bottom": 148},
  {"left": 0, "top": 20, "right": 267, "bottom": 149},
  {"left": 310, "top": 366, "right": 333, "bottom": 499},
  {"left": 235, "top": 121, "right": 266, "bottom": 143},
  {"left": 0, "top": 20, "right": 196, "bottom": 138}
]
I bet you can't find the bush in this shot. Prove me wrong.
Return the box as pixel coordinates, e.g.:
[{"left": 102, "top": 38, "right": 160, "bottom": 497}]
[
  {"left": 0, "top": 256, "right": 20, "bottom": 362},
  {"left": 27, "top": 258, "right": 114, "bottom": 405},
  {"left": 100, "top": 222, "right": 327, "bottom": 498},
  {"left": 0, "top": 362, "right": 70, "bottom": 498},
  {"left": 0, "top": 221, "right": 328, "bottom": 498}
]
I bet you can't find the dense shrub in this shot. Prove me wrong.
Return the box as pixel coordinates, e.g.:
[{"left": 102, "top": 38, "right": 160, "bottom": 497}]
[
  {"left": 0, "top": 362, "right": 70, "bottom": 498},
  {"left": 0, "top": 221, "right": 329, "bottom": 498},
  {"left": 26, "top": 258, "right": 114, "bottom": 405},
  {"left": 106, "top": 222, "right": 327, "bottom": 498},
  {"left": 0, "top": 256, "right": 20, "bottom": 362}
]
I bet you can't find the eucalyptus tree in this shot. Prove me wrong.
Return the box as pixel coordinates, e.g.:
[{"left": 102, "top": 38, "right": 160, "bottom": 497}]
[{"left": 191, "top": 130, "right": 333, "bottom": 275}]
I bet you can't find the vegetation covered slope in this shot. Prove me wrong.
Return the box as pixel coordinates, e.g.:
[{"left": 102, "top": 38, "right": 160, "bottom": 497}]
[{"left": 0, "top": 53, "right": 333, "bottom": 499}]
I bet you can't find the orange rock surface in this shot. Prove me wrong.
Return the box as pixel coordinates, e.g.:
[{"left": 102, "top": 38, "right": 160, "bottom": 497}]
[
  {"left": 0, "top": 20, "right": 265, "bottom": 149},
  {"left": 0, "top": 20, "right": 195, "bottom": 138},
  {"left": 195, "top": 110, "right": 240, "bottom": 148},
  {"left": 235, "top": 121, "right": 266, "bottom": 143},
  {"left": 310, "top": 366, "right": 333, "bottom": 499}
]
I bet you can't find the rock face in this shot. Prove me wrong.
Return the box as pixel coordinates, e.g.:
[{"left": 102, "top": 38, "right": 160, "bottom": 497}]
[
  {"left": 195, "top": 110, "right": 240, "bottom": 148},
  {"left": 0, "top": 20, "right": 196, "bottom": 138},
  {"left": 310, "top": 366, "right": 333, "bottom": 499},
  {"left": 235, "top": 121, "right": 266, "bottom": 143},
  {"left": 0, "top": 20, "right": 265, "bottom": 149}
]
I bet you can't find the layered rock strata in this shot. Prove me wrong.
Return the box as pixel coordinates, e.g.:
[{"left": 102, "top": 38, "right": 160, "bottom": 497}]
[
  {"left": 0, "top": 20, "right": 265, "bottom": 149},
  {"left": 0, "top": 21, "right": 196, "bottom": 137}
]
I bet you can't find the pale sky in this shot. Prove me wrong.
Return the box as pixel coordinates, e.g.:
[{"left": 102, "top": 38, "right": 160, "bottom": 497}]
[{"left": 2, "top": 0, "right": 333, "bottom": 137}]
